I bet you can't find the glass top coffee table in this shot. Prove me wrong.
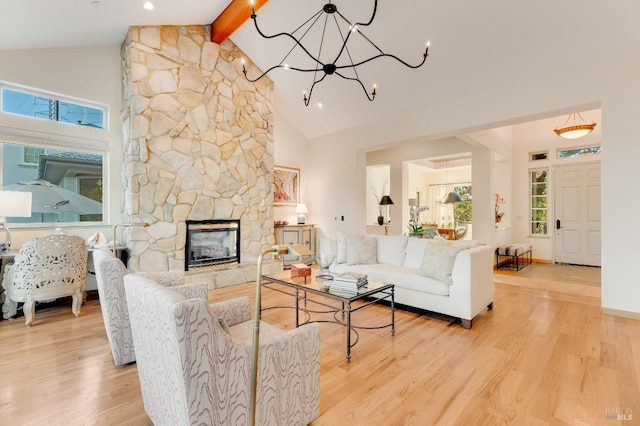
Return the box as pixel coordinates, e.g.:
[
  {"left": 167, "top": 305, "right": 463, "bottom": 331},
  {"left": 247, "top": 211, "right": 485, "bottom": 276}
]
[{"left": 261, "top": 269, "right": 395, "bottom": 362}]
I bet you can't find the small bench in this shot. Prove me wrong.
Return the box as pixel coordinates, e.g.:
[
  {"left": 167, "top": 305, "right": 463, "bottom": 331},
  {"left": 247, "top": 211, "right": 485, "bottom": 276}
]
[{"left": 496, "top": 243, "right": 532, "bottom": 271}]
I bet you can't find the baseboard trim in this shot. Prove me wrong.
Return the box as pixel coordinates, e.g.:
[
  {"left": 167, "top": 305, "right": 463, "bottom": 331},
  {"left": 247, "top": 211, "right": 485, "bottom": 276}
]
[{"left": 602, "top": 307, "right": 640, "bottom": 320}]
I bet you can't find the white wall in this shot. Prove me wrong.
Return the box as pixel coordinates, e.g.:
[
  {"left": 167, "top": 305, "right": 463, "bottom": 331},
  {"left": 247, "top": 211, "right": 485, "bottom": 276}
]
[
  {"left": 272, "top": 110, "right": 310, "bottom": 225},
  {"left": 306, "top": 50, "right": 640, "bottom": 316},
  {"left": 0, "top": 45, "right": 123, "bottom": 246}
]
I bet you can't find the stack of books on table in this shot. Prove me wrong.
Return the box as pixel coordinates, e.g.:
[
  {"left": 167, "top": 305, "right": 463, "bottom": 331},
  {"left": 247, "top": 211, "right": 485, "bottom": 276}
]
[{"left": 329, "top": 272, "right": 368, "bottom": 295}]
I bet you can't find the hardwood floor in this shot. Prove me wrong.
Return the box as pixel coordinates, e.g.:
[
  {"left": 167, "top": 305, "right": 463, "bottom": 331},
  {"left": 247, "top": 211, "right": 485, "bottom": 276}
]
[{"left": 1, "top": 264, "right": 638, "bottom": 425}]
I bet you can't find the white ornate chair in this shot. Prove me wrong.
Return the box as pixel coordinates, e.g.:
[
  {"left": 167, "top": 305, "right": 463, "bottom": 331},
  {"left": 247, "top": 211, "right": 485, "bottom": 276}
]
[
  {"left": 124, "top": 273, "right": 321, "bottom": 426},
  {"left": 2, "top": 234, "right": 88, "bottom": 326},
  {"left": 92, "top": 248, "right": 206, "bottom": 366}
]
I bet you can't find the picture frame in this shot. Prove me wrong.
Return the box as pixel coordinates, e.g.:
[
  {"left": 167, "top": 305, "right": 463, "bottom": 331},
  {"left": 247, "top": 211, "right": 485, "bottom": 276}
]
[{"left": 274, "top": 165, "right": 300, "bottom": 206}]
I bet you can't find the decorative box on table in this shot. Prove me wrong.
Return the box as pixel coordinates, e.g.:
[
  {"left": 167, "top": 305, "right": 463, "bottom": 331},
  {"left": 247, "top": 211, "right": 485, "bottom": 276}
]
[{"left": 290, "top": 263, "right": 311, "bottom": 278}]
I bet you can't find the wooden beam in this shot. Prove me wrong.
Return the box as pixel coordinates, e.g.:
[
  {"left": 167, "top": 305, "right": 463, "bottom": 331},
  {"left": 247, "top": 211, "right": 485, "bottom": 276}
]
[{"left": 211, "top": 0, "right": 270, "bottom": 44}]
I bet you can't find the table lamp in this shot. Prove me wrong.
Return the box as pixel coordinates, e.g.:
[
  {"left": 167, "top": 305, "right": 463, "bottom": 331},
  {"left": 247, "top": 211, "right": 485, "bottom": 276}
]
[
  {"left": 379, "top": 195, "right": 394, "bottom": 235},
  {"left": 0, "top": 191, "right": 33, "bottom": 252},
  {"left": 250, "top": 244, "right": 300, "bottom": 426},
  {"left": 295, "top": 203, "right": 309, "bottom": 224}
]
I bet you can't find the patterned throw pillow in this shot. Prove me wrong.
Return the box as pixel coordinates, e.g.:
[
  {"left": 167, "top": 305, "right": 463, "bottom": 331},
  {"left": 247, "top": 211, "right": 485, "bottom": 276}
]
[
  {"left": 418, "top": 240, "right": 477, "bottom": 284},
  {"left": 346, "top": 235, "right": 378, "bottom": 265}
]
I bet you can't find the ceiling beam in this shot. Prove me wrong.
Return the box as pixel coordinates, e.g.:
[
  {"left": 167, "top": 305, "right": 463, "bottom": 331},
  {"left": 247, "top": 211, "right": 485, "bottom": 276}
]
[{"left": 211, "top": 0, "right": 269, "bottom": 44}]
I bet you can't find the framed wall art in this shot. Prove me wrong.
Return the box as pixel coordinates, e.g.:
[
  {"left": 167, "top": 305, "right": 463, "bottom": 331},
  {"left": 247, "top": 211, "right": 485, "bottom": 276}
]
[{"left": 274, "top": 165, "right": 300, "bottom": 206}]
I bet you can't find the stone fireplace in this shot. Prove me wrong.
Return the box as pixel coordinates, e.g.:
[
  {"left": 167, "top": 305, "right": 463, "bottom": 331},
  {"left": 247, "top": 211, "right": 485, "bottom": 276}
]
[{"left": 120, "top": 25, "right": 281, "bottom": 287}]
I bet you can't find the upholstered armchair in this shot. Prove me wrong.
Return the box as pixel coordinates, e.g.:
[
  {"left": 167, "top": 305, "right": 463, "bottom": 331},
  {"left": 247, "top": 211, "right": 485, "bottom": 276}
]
[
  {"left": 92, "top": 248, "right": 206, "bottom": 366},
  {"left": 2, "top": 234, "right": 88, "bottom": 326},
  {"left": 124, "top": 273, "right": 320, "bottom": 426}
]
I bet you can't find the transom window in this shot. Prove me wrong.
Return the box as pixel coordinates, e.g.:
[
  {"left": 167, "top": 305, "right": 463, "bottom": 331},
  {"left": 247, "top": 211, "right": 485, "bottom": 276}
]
[
  {"left": 557, "top": 145, "right": 601, "bottom": 159},
  {"left": 1, "top": 85, "right": 106, "bottom": 130}
]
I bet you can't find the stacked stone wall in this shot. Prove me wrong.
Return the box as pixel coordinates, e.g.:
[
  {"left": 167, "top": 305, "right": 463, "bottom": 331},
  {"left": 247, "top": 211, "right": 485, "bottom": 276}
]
[{"left": 120, "top": 25, "right": 275, "bottom": 272}]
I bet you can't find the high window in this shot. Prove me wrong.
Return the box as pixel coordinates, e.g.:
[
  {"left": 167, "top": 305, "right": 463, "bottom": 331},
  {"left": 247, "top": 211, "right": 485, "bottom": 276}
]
[
  {"left": 1, "top": 85, "right": 106, "bottom": 129},
  {"left": 556, "top": 145, "right": 601, "bottom": 159}
]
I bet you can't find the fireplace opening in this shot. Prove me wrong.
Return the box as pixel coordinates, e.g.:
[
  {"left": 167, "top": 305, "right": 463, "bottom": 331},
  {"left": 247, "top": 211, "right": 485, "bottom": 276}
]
[{"left": 185, "top": 219, "right": 240, "bottom": 271}]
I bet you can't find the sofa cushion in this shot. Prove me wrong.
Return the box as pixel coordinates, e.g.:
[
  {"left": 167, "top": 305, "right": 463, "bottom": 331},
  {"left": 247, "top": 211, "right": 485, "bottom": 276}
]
[
  {"left": 346, "top": 234, "right": 378, "bottom": 265},
  {"left": 403, "top": 238, "right": 430, "bottom": 268},
  {"left": 336, "top": 230, "right": 348, "bottom": 264},
  {"left": 329, "top": 263, "right": 450, "bottom": 296},
  {"left": 375, "top": 235, "right": 408, "bottom": 266},
  {"left": 418, "top": 240, "right": 478, "bottom": 285}
]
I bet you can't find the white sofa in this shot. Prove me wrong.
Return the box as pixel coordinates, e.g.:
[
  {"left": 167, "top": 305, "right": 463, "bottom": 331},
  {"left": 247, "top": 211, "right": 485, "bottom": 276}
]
[{"left": 329, "top": 234, "right": 494, "bottom": 328}]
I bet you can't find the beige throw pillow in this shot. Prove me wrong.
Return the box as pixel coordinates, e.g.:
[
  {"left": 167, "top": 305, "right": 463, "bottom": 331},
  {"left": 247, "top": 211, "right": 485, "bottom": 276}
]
[
  {"left": 346, "top": 235, "right": 378, "bottom": 265},
  {"left": 418, "top": 240, "right": 477, "bottom": 284},
  {"left": 336, "top": 230, "right": 348, "bottom": 264}
]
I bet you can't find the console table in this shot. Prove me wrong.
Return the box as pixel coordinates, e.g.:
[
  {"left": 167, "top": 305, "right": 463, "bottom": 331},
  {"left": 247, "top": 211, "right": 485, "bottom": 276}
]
[{"left": 274, "top": 224, "right": 315, "bottom": 266}]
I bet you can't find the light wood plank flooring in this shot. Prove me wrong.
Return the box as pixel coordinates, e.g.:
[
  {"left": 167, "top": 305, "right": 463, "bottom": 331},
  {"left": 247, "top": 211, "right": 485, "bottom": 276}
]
[{"left": 1, "top": 264, "right": 639, "bottom": 425}]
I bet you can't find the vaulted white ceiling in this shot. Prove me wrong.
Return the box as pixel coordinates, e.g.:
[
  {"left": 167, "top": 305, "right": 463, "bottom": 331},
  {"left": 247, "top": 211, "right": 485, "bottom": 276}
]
[{"left": 2, "top": 0, "right": 637, "bottom": 139}]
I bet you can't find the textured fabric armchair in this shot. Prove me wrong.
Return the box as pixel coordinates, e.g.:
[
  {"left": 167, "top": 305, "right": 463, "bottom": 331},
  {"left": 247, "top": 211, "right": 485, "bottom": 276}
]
[
  {"left": 92, "top": 248, "right": 206, "bottom": 366},
  {"left": 2, "top": 234, "right": 88, "bottom": 327},
  {"left": 124, "top": 273, "right": 320, "bottom": 426}
]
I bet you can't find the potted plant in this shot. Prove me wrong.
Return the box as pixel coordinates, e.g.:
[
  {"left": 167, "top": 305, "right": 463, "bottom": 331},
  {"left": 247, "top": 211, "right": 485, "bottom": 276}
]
[{"left": 407, "top": 223, "right": 424, "bottom": 237}]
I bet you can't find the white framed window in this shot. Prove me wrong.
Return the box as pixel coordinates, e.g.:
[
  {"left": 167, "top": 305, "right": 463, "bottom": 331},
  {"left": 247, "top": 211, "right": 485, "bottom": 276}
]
[
  {"left": 0, "top": 83, "right": 107, "bottom": 130},
  {"left": 529, "top": 168, "right": 548, "bottom": 236},
  {"left": 0, "top": 125, "right": 108, "bottom": 226}
]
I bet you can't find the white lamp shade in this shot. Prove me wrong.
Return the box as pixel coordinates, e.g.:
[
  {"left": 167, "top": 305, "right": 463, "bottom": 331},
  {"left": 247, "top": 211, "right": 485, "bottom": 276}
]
[
  {"left": 295, "top": 203, "right": 309, "bottom": 214},
  {"left": 0, "top": 191, "right": 32, "bottom": 217}
]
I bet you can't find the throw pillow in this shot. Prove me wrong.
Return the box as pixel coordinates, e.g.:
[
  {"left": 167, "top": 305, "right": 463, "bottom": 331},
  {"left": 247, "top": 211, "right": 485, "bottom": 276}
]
[
  {"left": 418, "top": 240, "right": 477, "bottom": 285},
  {"left": 346, "top": 235, "right": 378, "bottom": 265},
  {"left": 375, "top": 235, "right": 408, "bottom": 266},
  {"left": 336, "top": 230, "right": 348, "bottom": 264}
]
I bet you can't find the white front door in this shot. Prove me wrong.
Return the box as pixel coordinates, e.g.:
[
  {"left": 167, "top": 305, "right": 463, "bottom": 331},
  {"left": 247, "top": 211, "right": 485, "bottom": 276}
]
[{"left": 554, "top": 162, "right": 601, "bottom": 266}]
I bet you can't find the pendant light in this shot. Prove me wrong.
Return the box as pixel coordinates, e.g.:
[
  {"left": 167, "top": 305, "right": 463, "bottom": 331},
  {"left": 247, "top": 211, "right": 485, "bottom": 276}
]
[
  {"left": 444, "top": 159, "right": 462, "bottom": 204},
  {"left": 553, "top": 112, "right": 597, "bottom": 139}
]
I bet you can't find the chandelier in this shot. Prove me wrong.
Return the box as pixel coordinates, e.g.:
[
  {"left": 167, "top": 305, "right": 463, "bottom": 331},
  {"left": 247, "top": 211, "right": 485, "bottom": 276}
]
[
  {"left": 242, "top": 0, "right": 430, "bottom": 106},
  {"left": 553, "top": 113, "right": 597, "bottom": 139}
]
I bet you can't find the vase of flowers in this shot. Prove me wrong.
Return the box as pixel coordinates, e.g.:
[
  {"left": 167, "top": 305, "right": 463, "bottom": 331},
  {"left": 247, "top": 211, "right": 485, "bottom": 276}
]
[{"left": 495, "top": 193, "right": 505, "bottom": 223}]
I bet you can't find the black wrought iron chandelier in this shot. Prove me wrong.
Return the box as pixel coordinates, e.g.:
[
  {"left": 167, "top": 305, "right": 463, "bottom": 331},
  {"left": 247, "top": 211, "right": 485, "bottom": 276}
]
[{"left": 242, "top": 0, "right": 430, "bottom": 106}]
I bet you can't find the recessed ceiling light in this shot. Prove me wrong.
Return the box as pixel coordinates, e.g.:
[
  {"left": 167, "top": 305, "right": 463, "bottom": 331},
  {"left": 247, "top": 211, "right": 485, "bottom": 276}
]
[
  {"left": 143, "top": 1, "right": 154, "bottom": 10},
  {"left": 316, "top": 102, "right": 323, "bottom": 109},
  {"left": 91, "top": 0, "right": 101, "bottom": 6}
]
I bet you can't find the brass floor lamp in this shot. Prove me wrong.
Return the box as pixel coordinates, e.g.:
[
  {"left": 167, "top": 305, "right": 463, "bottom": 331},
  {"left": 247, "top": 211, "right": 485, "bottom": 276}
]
[{"left": 250, "top": 244, "right": 298, "bottom": 426}]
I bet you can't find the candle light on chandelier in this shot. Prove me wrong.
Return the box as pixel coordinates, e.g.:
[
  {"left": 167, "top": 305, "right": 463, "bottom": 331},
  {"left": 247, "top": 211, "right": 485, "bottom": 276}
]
[{"left": 241, "top": 0, "right": 431, "bottom": 106}]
